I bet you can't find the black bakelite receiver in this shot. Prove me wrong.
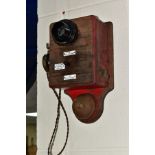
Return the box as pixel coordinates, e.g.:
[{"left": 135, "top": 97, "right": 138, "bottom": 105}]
[{"left": 51, "top": 19, "right": 78, "bottom": 45}]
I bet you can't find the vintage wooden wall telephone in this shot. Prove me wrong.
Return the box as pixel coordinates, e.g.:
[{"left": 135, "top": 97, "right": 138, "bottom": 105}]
[{"left": 42, "top": 15, "right": 114, "bottom": 155}]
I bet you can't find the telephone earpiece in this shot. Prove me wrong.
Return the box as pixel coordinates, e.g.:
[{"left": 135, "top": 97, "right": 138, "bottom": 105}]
[{"left": 42, "top": 54, "right": 49, "bottom": 72}]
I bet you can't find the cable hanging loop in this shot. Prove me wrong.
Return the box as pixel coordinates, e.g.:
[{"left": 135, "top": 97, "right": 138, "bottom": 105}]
[{"left": 48, "top": 88, "right": 69, "bottom": 155}]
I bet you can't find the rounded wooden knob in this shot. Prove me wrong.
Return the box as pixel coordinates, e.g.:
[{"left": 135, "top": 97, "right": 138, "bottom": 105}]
[{"left": 72, "top": 94, "right": 96, "bottom": 123}]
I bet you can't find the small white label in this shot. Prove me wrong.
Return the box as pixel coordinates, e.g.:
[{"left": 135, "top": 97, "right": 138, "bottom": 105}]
[
  {"left": 63, "top": 50, "right": 77, "bottom": 57},
  {"left": 64, "top": 74, "right": 76, "bottom": 80},
  {"left": 54, "top": 63, "right": 65, "bottom": 70}
]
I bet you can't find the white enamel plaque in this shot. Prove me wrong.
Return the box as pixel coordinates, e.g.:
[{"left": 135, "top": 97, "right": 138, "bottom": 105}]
[
  {"left": 64, "top": 74, "right": 76, "bottom": 80},
  {"left": 63, "top": 50, "right": 77, "bottom": 57},
  {"left": 54, "top": 63, "right": 65, "bottom": 70}
]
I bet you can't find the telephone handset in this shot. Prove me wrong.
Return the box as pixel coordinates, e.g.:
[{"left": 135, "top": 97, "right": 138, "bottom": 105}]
[{"left": 42, "top": 15, "right": 114, "bottom": 154}]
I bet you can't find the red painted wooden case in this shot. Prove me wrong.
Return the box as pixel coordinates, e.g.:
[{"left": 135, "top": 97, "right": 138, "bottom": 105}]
[{"left": 46, "top": 15, "right": 114, "bottom": 90}]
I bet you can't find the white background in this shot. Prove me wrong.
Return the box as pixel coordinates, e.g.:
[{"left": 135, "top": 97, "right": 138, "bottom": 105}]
[
  {"left": 0, "top": 0, "right": 155, "bottom": 155},
  {"left": 37, "top": 0, "right": 128, "bottom": 155}
]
